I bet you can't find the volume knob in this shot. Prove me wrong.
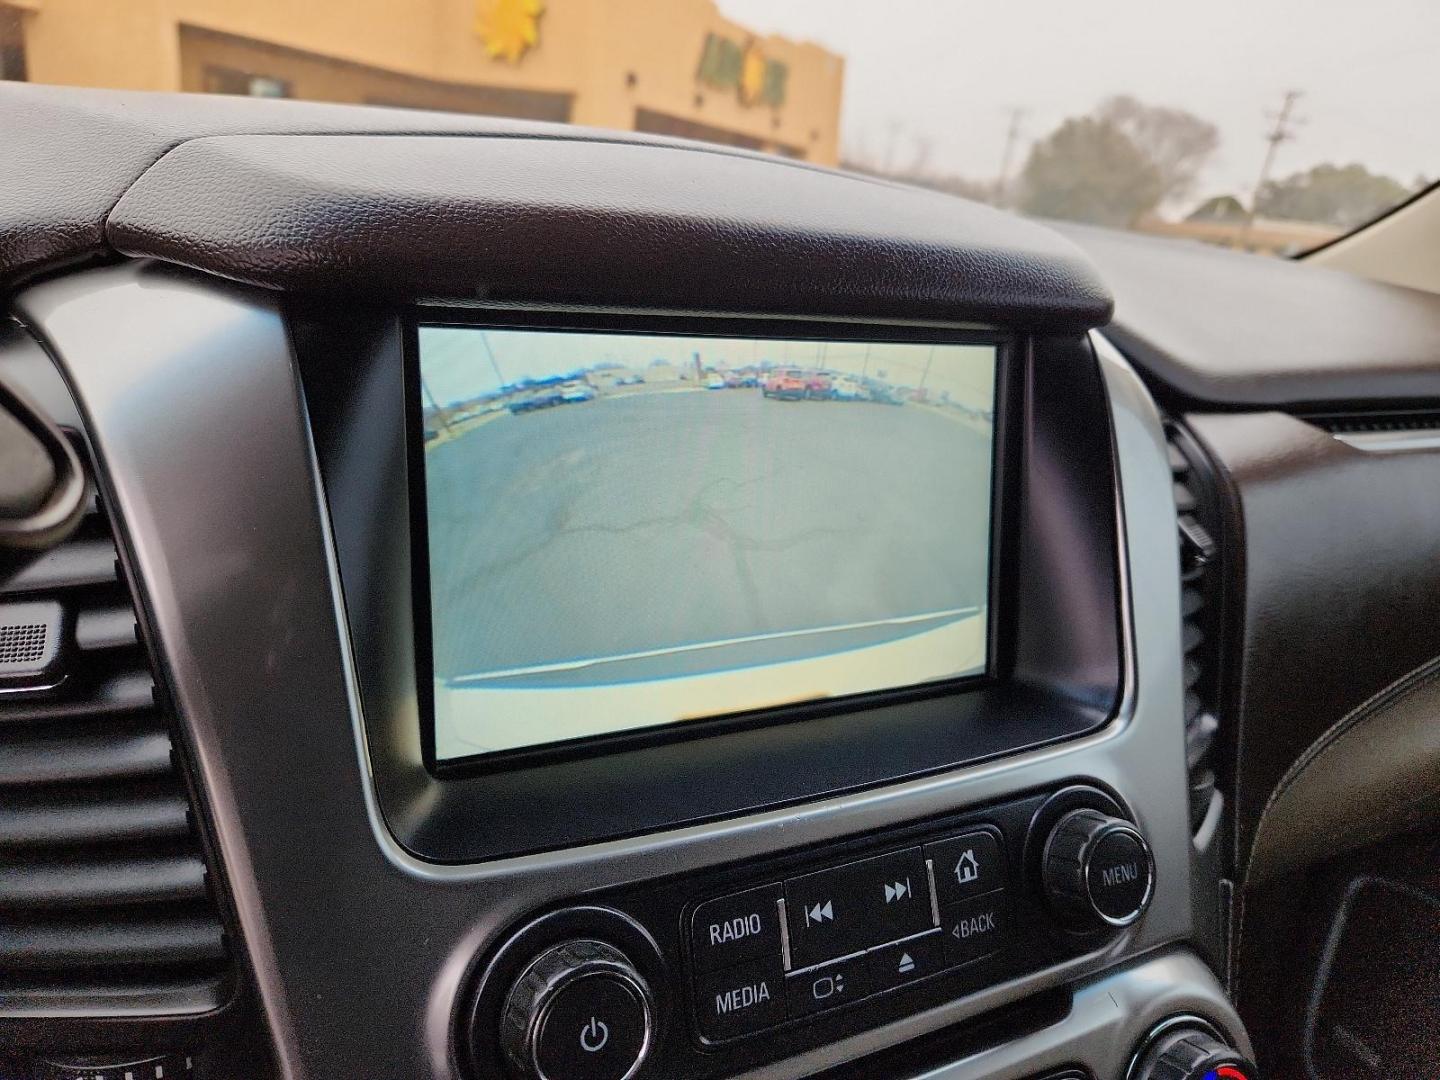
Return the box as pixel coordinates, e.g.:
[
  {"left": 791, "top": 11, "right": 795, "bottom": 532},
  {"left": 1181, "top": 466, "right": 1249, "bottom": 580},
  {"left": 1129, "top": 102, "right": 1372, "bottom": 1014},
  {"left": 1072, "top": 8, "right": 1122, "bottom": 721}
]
[
  {"left": 1130, "top": 1024, "right": 1257, "bottom": 1080},
  {"left": 499, "top": 939, "right": 654, "bottom": 1080},
  {"left": 1042, "top": 808, "right": 1154, "bottom": 930}
]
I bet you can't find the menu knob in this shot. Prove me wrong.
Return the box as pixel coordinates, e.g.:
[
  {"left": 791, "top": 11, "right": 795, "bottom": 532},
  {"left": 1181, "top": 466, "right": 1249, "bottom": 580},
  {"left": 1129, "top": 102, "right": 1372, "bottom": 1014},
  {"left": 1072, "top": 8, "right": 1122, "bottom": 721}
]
[{"left": 1042, "top": 808, "right": 1154, "bottom": 930}]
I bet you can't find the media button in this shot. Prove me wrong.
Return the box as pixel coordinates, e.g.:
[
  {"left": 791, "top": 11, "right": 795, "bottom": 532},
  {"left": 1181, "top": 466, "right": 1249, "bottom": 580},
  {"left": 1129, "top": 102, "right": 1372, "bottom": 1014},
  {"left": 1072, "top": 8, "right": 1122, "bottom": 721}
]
[
  {"left": 785, "top": 952, "right": 872, "bottom": 1018},
  {"left": 867, "top": 932, "right": 944, "bottom": 992},
  {"left": 689, "top": 885, "right": 783, "bottom": 973},
  {"left": 926, "top": 829, "right": 1005, "bottom": 905},
  {"left": 693, "top": 957, "right": 786, "bottom": 1041},
  {"left": 940, "top": 893, "right": 1009, "bottom": 968}
]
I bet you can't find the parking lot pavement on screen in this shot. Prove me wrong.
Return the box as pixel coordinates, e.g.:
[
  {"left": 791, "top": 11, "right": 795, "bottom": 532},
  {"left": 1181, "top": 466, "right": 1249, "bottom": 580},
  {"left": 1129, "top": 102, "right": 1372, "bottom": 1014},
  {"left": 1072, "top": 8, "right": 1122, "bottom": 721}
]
[{"left": 424, "top": 387, "right": 993, "bottom": 681}]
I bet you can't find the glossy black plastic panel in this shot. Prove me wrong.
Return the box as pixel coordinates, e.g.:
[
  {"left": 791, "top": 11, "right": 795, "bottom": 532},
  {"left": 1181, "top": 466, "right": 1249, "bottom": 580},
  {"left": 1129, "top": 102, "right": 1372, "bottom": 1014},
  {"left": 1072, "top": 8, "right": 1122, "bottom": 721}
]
[{"left": 299, "top": 308, "right": 1124, "bottom": 862}]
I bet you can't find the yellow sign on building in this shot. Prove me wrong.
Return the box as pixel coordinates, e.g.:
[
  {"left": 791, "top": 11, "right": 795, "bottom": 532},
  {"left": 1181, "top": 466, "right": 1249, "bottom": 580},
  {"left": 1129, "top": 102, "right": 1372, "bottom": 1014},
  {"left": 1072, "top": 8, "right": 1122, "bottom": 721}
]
[
  {"left": 0, "top": 0, "right": 843, "bottom": 164},
  {"left": 474, "top": 0, "right": 544, "bottom": 64}
]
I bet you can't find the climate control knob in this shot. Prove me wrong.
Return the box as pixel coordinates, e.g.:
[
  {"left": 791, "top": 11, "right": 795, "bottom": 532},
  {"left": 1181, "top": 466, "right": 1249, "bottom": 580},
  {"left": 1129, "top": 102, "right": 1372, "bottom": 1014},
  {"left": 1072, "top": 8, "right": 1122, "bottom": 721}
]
[
  {"left": 499, "top": 939, "right": 654, "bottom": 1080},
  {"left": 1130, "top": 1024, "right": 1256, "bottom": 1080},
  {"left": 1041, "top": 808, "right": 1154, "bottom": 930}
]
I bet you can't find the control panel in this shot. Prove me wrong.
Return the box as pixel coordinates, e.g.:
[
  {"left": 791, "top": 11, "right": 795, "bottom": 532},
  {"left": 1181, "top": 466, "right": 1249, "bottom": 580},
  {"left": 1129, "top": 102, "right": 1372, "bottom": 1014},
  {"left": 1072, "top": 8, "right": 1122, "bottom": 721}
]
[
  {"left": 686, "top": 823, "right": 1009, "bottom": 1043},
  {"left": 460, "top": 785, "right": 1154, "bottom": 1079}
]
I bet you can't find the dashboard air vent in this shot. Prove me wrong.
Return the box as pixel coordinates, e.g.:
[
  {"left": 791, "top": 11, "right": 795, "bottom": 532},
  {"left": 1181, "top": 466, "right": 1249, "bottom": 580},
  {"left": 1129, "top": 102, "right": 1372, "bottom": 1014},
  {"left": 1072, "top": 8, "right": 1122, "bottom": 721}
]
[
  {"left": 1167, "top": 425, "right": 1222, "bottom": 835},
  {"left": 0, "top": 472, "right": 229, "bottom": 1013},
  {"left": 1305, "top": 409, "right": 1440, "bottom": 453}
]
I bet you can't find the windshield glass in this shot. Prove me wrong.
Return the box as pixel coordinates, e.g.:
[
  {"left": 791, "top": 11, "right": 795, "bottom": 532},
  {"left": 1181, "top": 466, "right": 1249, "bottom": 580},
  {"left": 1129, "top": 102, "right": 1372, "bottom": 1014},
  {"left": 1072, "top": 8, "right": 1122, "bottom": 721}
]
[{"left": 4, "top": 0, "right": 1434, "bottom": 256}]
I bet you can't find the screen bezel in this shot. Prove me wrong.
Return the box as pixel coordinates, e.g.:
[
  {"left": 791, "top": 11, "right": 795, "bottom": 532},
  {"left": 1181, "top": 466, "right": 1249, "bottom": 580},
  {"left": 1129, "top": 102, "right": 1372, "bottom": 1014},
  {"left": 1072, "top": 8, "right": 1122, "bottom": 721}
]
[{"left": 404, "top": 310, "right": 1018, "bottom": 779}]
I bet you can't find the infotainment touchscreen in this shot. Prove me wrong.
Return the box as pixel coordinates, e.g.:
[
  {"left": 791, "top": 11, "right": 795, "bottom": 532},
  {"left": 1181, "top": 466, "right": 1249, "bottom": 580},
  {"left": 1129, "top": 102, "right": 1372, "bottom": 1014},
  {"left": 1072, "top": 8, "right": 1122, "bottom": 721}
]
[{"left": 418, "top": 326, "right": 999, "bottom": 763}]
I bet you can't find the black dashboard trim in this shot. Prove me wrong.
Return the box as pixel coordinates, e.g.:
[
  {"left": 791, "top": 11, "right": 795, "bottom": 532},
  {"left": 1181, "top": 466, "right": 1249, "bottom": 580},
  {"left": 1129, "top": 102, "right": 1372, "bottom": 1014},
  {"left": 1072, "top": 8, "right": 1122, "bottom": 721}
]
[
  {"left": 1059, "top": 221, "right": 1440, "bottom": 408},
  {"left": 300, "top": 305, "right": 1125, "bottom": 863}
]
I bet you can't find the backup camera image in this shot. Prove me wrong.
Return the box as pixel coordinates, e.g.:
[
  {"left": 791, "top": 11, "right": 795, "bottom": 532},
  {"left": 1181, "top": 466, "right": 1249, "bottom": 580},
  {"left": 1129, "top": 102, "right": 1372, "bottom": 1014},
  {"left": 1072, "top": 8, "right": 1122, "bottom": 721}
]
[{"left": 420, "top": 327, "right": 998, "bottom": 761}]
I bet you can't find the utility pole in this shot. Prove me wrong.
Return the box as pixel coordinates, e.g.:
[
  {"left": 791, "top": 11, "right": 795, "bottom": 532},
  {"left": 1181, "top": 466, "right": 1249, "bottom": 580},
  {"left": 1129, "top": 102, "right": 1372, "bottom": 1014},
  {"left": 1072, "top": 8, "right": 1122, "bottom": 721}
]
[
  {"left": 478, "top": 331, "right": 505, "bottom": 387},
  {"left": 994, "top": 107, "right": 1025, "bottom": 208},
  {"left": 1242, "top": 90, "right": 1304, "bottom": 246}
]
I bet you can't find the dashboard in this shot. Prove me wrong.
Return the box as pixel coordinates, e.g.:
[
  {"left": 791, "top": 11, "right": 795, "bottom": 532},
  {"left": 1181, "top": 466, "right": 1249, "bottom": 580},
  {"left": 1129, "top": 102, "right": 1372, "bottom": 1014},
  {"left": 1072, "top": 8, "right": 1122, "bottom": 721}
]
[{"left": 2, "top": 82, "right": 1438, "bottom": 1080}]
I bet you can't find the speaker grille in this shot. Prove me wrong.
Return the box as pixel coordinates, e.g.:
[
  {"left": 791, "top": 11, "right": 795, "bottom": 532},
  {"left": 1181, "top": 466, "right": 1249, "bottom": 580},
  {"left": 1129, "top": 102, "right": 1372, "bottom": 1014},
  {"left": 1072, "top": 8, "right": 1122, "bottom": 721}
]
[{"left": 0, "top": 621, "right": 48, "bottom": 664}]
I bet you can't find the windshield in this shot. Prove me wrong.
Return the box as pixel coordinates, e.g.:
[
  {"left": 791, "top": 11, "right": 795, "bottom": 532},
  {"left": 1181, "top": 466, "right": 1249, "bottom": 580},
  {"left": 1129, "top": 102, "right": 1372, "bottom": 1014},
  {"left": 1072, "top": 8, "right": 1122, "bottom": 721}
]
[{"left": 3, "top": 0, "right": 1433, "bottom": 256}]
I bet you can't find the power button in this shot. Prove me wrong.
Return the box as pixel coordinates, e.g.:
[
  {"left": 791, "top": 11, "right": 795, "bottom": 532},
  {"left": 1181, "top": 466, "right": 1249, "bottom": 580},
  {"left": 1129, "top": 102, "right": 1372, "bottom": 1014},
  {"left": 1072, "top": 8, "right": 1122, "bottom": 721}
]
[
  {"left": 535, "top": 972, "right": 648, "bottom": 1079},
  {"left": 501, "top": 939, "right": 654, "bottom": 1080}
]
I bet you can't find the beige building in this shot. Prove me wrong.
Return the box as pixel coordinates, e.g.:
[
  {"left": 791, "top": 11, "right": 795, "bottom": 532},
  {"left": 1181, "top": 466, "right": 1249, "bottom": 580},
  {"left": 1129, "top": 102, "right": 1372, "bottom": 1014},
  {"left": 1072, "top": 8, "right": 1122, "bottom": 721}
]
[{"left": 0, "top": 0, "right": 844, "bottom": 163}]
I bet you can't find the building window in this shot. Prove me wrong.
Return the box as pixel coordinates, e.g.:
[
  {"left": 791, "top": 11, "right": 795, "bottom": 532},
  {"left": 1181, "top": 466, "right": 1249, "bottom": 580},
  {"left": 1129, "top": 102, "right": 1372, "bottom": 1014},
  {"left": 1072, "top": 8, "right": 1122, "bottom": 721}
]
[
  {"left": 0, "top": 6, "right": 27, "bottom": 82},
  {"left": 203, "top": 65, "right": 291, "bottom": 98}
]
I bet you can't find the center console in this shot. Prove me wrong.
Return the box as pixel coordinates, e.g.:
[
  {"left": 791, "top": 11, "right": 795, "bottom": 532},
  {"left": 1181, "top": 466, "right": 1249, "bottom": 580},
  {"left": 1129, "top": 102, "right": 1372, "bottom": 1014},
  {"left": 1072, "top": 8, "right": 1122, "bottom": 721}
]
[
  {"left": 8, "top": 257, "right": 1252, "bottom": 1079},
  {"left": 466, "top": 785, "right": 1155, "bottom": 1079}
]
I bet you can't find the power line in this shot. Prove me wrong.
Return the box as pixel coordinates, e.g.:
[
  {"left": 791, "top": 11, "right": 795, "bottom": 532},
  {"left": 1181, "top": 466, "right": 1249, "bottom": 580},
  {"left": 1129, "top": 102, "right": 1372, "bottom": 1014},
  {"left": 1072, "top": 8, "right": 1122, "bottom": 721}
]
[
  {"left": 1242, "top": 90, "right": 1306, "bottom": 243},
  {"left": 994, "top": 107, "right": 1026, "bottom": 208}
]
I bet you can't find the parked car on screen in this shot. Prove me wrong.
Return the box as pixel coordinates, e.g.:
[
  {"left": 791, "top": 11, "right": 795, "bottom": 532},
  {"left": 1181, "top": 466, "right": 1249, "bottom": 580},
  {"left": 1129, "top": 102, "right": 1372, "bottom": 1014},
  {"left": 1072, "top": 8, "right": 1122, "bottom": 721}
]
[
  {"left": 762, "top": 369, "right": 808, "bottom": 400},
  {"left": 706, "top": 373, "right": 726, "bottom": 389},
  {"left": 867, "top": 382, "right": 905, "bottom": 405},
  {"left": 508, "top": 389, "right": 563, "bottom": 414},
  {"left": 559, "top": 381, "right": 596, "bottom": 403},
  {"left": 804, "top": 371, "right": 834, "bottom": 400},
  {"left": 831, "top": 375, "right": 870, "bottom": 401}
]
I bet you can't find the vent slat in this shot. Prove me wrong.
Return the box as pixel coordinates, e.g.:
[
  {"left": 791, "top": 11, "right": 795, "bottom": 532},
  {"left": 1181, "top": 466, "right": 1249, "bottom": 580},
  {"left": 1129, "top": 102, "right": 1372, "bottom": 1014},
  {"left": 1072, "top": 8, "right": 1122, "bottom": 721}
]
[
  {"left": 1183, "top": 691, "right": 1203, "bottom": 724},
  {"left": 1186, "top": 711, "right": 1220, "bottom": 770},
  {"left": 1310, "top": 410, "right": 1440, "bottom": 434},
  {"left": 1168, "top": 442, "right": 1190, "bottom": 474},
  {"left": 0, "top": 727, "right": 173, "bottom": 787},
  {"left": 1173, "top": 481, "right": 1197, "bottom": 514},
  {"left": 1168, "top": 426, "right": 1224, "bottom": 835},
  {"left": 1183, "top": 657, "right": 1202, "bottom": 692},
  {"left": 1181, "top": 587, "right": 1204, "bottom": 618},
  {"left": 0, "top": 539, "right": 119, "bottom": 595},
  {"left": 75, "top": 605, "right": 140, "bottom": 651},
  {"left": 0, "top": 425, "right": 228, "bottom": 1011},
  {"left": 1182, "top": 621, "right": 1203, "bottom": 655},
  {"left": 0, "top": 669, "right": 154, "bottom": 724},
  {"left": 0, "top": 854, "right": 208, "bottom": 909},
  {"left": 0, "top": 791, "right": 191, "bottom": 848},
  {"left": 0, "top": 918, "right": 226, "bottom": 971}
]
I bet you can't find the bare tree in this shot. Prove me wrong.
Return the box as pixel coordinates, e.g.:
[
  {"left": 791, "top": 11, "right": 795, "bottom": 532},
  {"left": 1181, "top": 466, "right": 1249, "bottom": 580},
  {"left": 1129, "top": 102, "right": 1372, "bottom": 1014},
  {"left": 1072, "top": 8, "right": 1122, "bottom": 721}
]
[{"left": 1096, "top": 95, "right": 1219, "bottom": 205}]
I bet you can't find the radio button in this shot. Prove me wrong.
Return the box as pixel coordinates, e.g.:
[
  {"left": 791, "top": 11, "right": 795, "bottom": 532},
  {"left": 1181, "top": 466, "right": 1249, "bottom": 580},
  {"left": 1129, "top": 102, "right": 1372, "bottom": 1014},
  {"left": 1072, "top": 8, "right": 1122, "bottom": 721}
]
[
  {"left": 785, "top": 847, "right": 931, "bottom": 967},
  {"left": 689, "top": 885, "right": 783, "bottom": 973},
  {"left": 925, "top": 829, "right": 1005, "bottom": 905},
  {"left": 785, "top": 952, "right": 872, "bottom": 1018},
  {"left": 940, "top": 893, "right": 1009, "bottom": 968},
  {"left": 693, "top": 957, "right": 786, "bottom": 1041},
  {"left": 867, "top": 932, "right": 944, "bottom": 992}
]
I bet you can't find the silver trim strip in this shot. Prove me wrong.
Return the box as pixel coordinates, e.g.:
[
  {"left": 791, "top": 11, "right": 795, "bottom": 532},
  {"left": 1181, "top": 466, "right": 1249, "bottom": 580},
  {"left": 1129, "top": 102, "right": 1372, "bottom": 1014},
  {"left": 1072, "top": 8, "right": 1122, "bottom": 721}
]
[{"left": 1332, "top": 428, "right": 1440, "bottom": 452}]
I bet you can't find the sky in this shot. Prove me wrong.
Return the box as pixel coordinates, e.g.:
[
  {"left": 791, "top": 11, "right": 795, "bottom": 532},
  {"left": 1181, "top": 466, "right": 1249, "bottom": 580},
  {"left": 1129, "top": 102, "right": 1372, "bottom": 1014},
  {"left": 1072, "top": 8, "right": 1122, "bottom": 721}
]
[
  {"left": 419, "top": 328, "right": 996, "bottom": 406},
  {"left": 718, "top": 0, "right": 1440, "bottom": 210}
]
